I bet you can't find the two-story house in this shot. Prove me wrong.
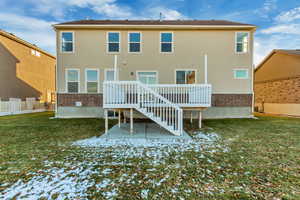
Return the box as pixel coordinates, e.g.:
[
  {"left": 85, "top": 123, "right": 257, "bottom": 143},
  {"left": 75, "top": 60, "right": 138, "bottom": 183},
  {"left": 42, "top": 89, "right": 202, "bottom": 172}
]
[
  {"left": 0, "top": 30, "right": 56, "bottom": 102},
  {"left": 53, "top": 20, "right": 256, "bottom": 135}
]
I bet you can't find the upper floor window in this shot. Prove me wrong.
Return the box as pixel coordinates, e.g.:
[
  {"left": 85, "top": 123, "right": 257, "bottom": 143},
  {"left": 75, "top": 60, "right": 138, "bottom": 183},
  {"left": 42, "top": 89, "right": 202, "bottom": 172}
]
[
  {"left": 236, "top": 32, "right": 249, "bottom": 53},
  {"left": 61, "top": 32, "right": 74, "bottom": 53},
  {"left": 31, "top": 49, "right": 41, "bottom": 57},
  {"left": 234, "top": 69, "right": 248, "bottom": 79},
  {"left": 107, "top": 32, "right": 120, "bottom": 53},
  {"left": 137, "top": 71, "right": 158, "bottom": 84},
  {"left": 160, "top": 32, "right": 173, "bottom": 53},
  {"left": 86, "top": 69, "right": 99, "bottom": 93},
  {"left": 66, "top": 69, "right": 79, "bottom": 93},
  {"left": 128, "top": 32, "right": 141, "bottom": 53},
  {"left": 176, "top": 70, "right": 196, "bottom": 84}
]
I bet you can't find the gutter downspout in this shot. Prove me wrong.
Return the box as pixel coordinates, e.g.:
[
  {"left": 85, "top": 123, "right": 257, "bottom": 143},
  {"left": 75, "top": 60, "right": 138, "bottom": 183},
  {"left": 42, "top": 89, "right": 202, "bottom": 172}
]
[{"left": 114, "top": 55, "right": 118, "bottom": 81}]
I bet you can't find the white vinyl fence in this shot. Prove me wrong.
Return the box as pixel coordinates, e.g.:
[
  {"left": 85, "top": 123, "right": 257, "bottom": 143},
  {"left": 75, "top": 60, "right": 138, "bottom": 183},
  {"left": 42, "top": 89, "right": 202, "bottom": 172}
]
[{"left": 0, "top": 98, "right": 47, "bottom": 116}]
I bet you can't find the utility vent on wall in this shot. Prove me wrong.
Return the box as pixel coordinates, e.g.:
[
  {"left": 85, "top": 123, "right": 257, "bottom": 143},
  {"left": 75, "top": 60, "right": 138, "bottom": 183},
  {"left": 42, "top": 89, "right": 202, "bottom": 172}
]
[{"left": 75, "top": 101, "right": 82, "bottom": 107}]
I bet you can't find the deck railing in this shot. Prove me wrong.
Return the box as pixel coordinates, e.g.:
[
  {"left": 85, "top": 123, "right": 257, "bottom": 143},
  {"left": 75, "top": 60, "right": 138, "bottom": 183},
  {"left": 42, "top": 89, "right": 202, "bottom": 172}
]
[
  {"left": 149, "top": 84, "right": 212, "bottom": 107},
  {"left": 103, "top": 81, "right": 212, "bottom": 108}
]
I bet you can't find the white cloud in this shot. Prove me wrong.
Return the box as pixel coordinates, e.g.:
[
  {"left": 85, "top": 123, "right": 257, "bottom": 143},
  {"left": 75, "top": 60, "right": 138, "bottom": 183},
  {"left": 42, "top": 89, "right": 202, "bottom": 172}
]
[
  {"left": 147, "top": 7, "right": 186, "bottom": 20},
  {"left": 254, "top": 34, "right": 300, "bottom": 66},
  {"left": 254, "top": 6, "right": 300, "bottom": 66},
  {"left": 29, "top": 0, "right": 133, "bottom": 19},
  {"left": 253, "top": 0, "right": 277, "bottom": 19},
  {"left": 92, "top": 3, "right": 132, "bottom": 18},
  {"left": 0, "top": 12, "right": 56, "bottom": 54},
  {"left": 261, "top": 24, "right": 300, "bottom": 34},
  {"left": 262, "top": 0, "right": 277, "bottom": 12},
  {"left": 276, "top": 7, "right": 300, "bottom": 22}
]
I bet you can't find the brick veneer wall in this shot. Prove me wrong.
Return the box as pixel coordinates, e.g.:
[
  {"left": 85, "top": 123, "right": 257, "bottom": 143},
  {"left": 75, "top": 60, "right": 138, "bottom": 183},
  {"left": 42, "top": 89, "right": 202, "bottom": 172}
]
[
  {"left": 255, "top": 76, "right": 300, "bottom": 104},
  {"left": 57, "top": 93, "right": 252, "bottom": 107},
  {"left": 212, "top": 94, "right": 252, "bottom": 107},
  {"left": 57, "top": 93, "right": 102, "bottom": 107}
]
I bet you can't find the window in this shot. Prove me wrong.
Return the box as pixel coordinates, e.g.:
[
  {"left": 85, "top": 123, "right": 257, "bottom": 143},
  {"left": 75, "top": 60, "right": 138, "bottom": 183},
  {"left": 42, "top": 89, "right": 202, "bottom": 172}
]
[
  {"left": 234, "top": 69, "right": 248, "bottom": 79},
  {"left": 137, "top": 72, "right": 158, "bottom": 84},
  {"left": 236, "top": 32, "right": 249, "bottom": 53},
  {"left": 107, "top": 32, "right": 120, "bottom": 53},
  {"left": 105, "top": 69, "right": 115, "bottom": 81},
  {"left": 128, "top": 32, "right": 141, "bottom": 53},
  {"left": 66, "top": 69, "right": 79, "bottom": 93},
  {"left": 61, "top": 32, "right": 74, "bottom": 53},
  {"left": 160, "top": 32, "right": 173, "bottom": 53},
  {"left": 31, "top": 49, "right": 41, "bottom": 57},
  {"left": 86, "top": 69, "right": 99, "bottom": 93},
  {"left": 176, "top": 70, "right": 196, "bottom": 84}
]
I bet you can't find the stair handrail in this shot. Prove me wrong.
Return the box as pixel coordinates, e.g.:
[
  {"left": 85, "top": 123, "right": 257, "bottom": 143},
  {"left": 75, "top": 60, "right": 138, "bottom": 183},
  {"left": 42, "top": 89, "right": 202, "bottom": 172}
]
[{"left": 136, "top": 81, "right": 182, "bottom": 111}]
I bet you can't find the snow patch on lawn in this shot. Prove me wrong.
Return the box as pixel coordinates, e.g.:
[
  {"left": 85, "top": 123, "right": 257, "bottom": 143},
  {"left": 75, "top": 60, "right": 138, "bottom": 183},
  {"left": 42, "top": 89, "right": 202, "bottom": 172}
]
[
  {"left": 1, "top": 166, "right": 96, "bottom": 200},
  {"left": 1, "top": 131, "right": 226, "bottom": 200},
  {"left": 72, "top": 131, "right": 225, "bottom": 163}
]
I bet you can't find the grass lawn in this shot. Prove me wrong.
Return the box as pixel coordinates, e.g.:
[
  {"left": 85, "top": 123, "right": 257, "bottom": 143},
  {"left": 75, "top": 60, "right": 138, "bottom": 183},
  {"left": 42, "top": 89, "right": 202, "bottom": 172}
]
[{"left": 0, "top": 112, "right": 299, "bottom": 199}]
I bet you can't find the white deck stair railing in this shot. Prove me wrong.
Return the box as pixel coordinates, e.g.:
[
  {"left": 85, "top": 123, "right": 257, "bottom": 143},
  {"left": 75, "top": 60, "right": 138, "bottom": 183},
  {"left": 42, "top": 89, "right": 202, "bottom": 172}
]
[{"left": 103, "top": 81, "right": 183, "bottom": 136}]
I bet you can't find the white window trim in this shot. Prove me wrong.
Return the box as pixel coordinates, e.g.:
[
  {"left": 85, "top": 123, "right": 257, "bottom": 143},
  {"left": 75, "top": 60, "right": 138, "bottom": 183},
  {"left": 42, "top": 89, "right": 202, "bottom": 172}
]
[
  {"left": 65, "top": 68, "right": 80, "bottom": 93},
  {"left": 107, "top": 31, "right": 121, "bottom": 54},
  {"left": 136, "top": 71, "right": 159, "bottom": 84},
  {"left": 233, "top": 68, "right": 249, "bottom": 79},
  {"left": 128, "top": 31, "right": 142, "bottom": 54},
  {"left": 160, "top": 32, "right": 174, "bottom": 54},
  {"left": 104, "top": 68, "right": 115, "bottom": 81},
  {"left": 175, "top": 69, "right": 197, "bottom": 84},
  {"left": 235, "top": 32, "right": 249, "bottom": 54},
  {"left": 85, "top": 68, "right": 100, "bottom": 93},
  {"left": 61, "top": 31, "right": 75, "bottom": 53},
  {"left": 31, "top": 49, "right": 41, "bottom": 57}
]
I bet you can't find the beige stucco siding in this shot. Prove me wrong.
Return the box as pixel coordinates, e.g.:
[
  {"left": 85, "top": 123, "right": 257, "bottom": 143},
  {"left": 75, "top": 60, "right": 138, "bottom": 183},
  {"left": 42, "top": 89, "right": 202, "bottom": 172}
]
[
  {"left": 0, "top": 34, "right": 56, "bottom": 101},
  {"left": 57, "top": 29, "right": 253, "bottom": 94}
]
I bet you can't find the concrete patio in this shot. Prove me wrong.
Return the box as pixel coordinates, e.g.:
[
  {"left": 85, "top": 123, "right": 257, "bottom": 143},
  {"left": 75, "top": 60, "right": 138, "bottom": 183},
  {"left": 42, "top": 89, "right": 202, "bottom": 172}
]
[{"left": 102, "top": 122, "right": 192, "bottom": 140}]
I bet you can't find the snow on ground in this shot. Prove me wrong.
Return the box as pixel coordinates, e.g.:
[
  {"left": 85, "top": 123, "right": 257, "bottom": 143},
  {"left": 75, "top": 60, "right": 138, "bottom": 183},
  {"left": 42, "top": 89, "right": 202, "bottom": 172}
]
[
  {"left": 1, "top": 131, "right": 227, "bottom": 200},
  {"left": 2, "top": 166, "right": 96, "bottom": 200}
]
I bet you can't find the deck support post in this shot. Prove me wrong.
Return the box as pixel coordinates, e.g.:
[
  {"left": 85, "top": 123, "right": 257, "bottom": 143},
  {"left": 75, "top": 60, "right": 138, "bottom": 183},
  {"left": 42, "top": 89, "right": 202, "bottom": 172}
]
[
  {"left": 198, "top": 111, "right": 202, "bottom": 129},
  {"left": 190, "top": 111, "right": 193, "bottom": 124},
  {"left": 104, "top": 109, "right": 108, "bottom": 134},
  {"left": 123, "top": 115, "right": 126, "bottom": 123},
  {"left": 130, "top": 108, "right": 133, "bottom": 134},
  {"left": 118, "top": 109, "right": 121, "bottom": 128}
]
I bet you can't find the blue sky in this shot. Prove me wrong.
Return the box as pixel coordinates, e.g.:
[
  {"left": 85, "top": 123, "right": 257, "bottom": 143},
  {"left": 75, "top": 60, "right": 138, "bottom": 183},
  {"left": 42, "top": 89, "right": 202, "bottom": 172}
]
[{"left": 0, "top": 0, "right": 300, "bottom": 65}]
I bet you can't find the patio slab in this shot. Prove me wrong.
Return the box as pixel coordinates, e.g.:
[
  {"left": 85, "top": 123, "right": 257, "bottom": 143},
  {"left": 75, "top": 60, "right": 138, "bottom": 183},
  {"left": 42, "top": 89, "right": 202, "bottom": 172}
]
[{"left": 102, "top": 122, "right": 191, "bottom": 140}]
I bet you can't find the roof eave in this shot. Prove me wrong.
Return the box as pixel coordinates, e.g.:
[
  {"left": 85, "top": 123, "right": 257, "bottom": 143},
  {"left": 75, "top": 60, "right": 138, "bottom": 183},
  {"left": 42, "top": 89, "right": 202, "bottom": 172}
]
[
  {"left": 0, "top": 30, "right": 56, "bottom": 59},
  {"left": 52, "top": 24, "right": 256, "bottom": 30}
]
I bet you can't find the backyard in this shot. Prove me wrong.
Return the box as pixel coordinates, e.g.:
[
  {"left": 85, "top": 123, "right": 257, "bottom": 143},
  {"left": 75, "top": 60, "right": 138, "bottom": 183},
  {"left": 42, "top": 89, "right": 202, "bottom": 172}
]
[{"left": 0, "top": 112, "right": 299, "bottom": 199}]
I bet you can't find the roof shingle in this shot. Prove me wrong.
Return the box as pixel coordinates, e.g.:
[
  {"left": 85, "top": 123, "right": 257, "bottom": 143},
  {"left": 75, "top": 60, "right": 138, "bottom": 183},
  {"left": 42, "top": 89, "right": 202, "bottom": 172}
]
[{"left": 55, "top": 19, "right": 255, "bottom": 27}]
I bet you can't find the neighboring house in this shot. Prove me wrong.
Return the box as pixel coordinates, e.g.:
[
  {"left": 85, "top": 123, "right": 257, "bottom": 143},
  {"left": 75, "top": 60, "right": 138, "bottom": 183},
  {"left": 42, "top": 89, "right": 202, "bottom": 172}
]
[
  {"left": 0, "top": 30, "right": 56, "bottom": 102},
  {"left": 255, "top": 49, "right": 300, "bottom": 116},
  {"left": 53, "top": 20, "right": 255, "bottom": 135}
]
